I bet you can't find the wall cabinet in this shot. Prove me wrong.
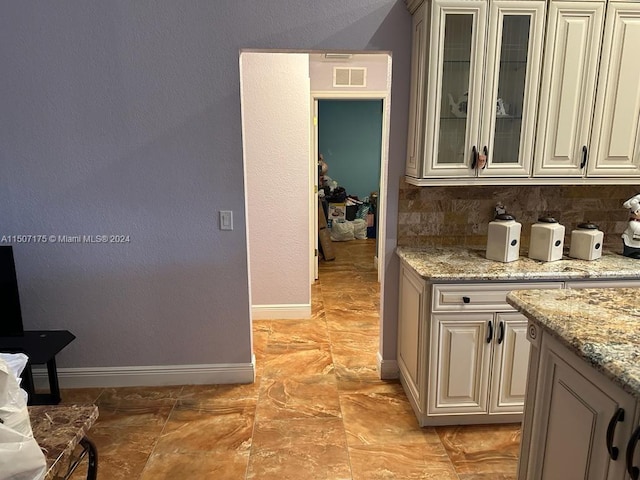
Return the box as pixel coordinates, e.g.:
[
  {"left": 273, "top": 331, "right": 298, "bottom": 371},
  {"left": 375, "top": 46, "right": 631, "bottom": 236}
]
[
  {"left": 519, "top": 327, "right": 639, "bottom": 480},
  {"left": 407, "top": 0, "right": 546, "bottom": 179},
  {"left": 535, "top": 0, "right": 640, "bottom": 178},
  {"left": 406, "top": 0, "right": 640, "bottom": 184}
]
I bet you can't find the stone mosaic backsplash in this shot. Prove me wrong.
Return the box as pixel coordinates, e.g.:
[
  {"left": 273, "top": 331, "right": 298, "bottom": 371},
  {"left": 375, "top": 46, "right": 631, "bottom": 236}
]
[{"left": 397, "top": 182, "right": 640, "bottom": 251}]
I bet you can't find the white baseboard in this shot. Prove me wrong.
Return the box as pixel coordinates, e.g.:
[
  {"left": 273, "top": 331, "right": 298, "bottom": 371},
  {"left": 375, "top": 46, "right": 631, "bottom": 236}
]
[
  {"left": 32, "top": 357, "right": 256, "bottom": 389},
  {"left": 251, "top": 303, "right": 311, "bottom": 319},
  {"left": 377, "top": 352, "right": 399, "bottom": 380}
]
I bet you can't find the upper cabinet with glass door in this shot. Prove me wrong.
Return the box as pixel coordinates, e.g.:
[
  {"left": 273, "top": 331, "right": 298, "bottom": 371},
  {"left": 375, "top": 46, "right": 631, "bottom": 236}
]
[{"left": 405, "top": 0, "right": 546, "bottom": 182}]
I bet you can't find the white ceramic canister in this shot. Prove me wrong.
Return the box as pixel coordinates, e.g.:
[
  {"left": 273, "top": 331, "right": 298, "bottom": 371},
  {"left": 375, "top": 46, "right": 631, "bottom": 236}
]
[
  {"left": 486, "top": 214, "right": 522, "bottom": 263},
  {"left": 528, "top": 217, "right": 565, "bottom": 262},
  {"left": 569, "top": 222, "right": 604, "bottom": 260}
]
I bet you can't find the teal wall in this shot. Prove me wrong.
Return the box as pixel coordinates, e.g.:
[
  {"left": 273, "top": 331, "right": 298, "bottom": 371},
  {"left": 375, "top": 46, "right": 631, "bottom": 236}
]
[{"left": 318, "top": 100, "right": 382, "bottom": 201}]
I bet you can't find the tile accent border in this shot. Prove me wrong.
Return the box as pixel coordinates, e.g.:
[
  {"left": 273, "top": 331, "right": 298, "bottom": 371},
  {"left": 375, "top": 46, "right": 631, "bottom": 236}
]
[
  {"left": 32, "top": 356, "right": 256, "bottom": 388},
  {"left": 251, "top": 303, "right": 311, "bottom": 319}
]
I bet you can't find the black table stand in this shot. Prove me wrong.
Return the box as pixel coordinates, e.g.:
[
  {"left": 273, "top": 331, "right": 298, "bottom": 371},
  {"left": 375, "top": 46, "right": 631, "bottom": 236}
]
[{"left": 0, "top": 330, "right": 75, "bottom": 405}]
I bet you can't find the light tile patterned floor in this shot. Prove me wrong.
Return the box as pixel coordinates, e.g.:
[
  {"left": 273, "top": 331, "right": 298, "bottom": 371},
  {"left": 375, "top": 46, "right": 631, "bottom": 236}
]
[{"left": 64, "top": 239, "right": 520, "bottom": 479}]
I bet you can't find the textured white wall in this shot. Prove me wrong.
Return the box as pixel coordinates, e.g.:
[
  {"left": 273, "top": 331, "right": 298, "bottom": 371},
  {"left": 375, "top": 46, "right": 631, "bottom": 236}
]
[{"left": 241, "top": 53, "right": 311, "bottom": 307}]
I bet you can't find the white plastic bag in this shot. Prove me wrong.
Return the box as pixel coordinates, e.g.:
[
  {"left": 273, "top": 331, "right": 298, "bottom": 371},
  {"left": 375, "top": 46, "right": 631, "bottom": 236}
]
[
  {"left": 353, "top": 219, "right": 368, "bottom": 240},
  {"left": 0, "top": 355, "right": 46, "bottom": 480},
  {"left": 330, "top": 220, "right": 355, "bottom": 241}
]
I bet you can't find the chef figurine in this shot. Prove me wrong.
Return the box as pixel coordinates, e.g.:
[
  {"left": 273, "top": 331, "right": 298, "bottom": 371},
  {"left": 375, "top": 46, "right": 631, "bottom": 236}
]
[{"left": 622, "top": 194, "right": 640, "bottom": 258}]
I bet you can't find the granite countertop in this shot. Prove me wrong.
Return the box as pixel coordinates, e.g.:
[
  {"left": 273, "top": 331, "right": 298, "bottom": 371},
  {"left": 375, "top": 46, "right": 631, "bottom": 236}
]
[
  {"left": 397, "top": 246, "right": 640, "bottom": 282},
  {"left": 29, "top": 404, "right": 99, "bottom": 480},
  {"left": 507, "top": 288, "right": 640, "bottom": 399}
]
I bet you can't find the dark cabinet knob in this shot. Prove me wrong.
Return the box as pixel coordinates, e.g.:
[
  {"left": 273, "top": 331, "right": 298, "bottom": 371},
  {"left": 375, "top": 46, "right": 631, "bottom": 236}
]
[{"left": 462, "top": 296, "right": 470, "bottom": 304}]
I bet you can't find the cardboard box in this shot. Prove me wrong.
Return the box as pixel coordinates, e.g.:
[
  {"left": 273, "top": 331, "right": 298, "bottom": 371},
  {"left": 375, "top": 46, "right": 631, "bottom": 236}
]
[{"left": 328, "top": 203, "right": 346, "bottom": 228}]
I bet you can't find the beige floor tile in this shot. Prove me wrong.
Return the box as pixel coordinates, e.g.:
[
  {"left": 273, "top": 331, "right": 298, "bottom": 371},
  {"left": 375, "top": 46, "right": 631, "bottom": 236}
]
[
  {"left": 93, "top": 403, "right": 174, "bottom": 429},
  {"left": 436, "top": 424, "right": 521, "bottom": 476},
  {"left": 267, "top": 318, "right": 331, "bottom": 345},
  {"left": 247, "top": 417, "right": 351, "bottom": 480},
  {"left": 340, "top": 384, "right": 432, "bottom": 446},
  {"left": 177, "top": 382, "right": 259, "bottom": 409},
  {"left": 261, "top": 342, "right": 334, "bottom": 378},
  {"left": 59, "top": 387, "right": 104, "bottom": 405},
  {"left": 349, "top": 442, "right": 459, "bottom": 480},
  {"left": 140, "top": 451, "right": 249, "bottom": 480},
  {"left": 255, "top": 374, "right": 341, "bottom": 421},
  {"left": 153, "top": 404, "right": 254, "bottom": 454}
]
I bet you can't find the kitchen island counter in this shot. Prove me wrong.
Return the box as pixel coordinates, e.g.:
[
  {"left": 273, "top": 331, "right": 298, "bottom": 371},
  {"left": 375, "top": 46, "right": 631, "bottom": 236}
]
[
  {"left": 397, "top": 246, "right": 640, "bottom": 282},
  {"left": 507, "top": 287, "right": 640, "bottom": 400}
]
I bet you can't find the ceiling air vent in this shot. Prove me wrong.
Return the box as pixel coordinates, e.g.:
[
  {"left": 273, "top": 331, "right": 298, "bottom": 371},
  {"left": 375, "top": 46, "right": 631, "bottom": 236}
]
[{"left": 333, "top": 67, "right": 367, "bottom": 87}]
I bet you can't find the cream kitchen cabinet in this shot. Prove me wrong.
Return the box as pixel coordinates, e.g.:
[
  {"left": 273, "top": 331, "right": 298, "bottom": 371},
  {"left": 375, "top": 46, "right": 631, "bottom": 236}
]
[
  {"left": 429, "top": 311, "right": 531, "bottom": 417},
  {"left": 397, "top": 264, "right": 563, "bottom": 426},
  {"left": 519, "top": 327, "right": 638, "bottom": 480},
  {"left": 405, "top": 0, "right": 546, "bottom": 180},
  {"left": 534, "top": 0, "right": 640, "bottom": 179}
]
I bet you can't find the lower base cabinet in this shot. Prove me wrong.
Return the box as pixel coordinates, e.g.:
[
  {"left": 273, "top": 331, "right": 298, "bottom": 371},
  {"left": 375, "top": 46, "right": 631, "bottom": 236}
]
[
  {"left": 519, "top": 327, "right": 639, "bottom": 480},
  {"left": 397, "top": 260, "right": 562, "bottom": 426}
]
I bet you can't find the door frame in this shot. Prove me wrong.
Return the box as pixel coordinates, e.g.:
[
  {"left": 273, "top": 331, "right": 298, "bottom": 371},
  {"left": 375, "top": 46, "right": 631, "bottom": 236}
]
[{"left": 311, "top": 90, "right": 391, "bottom": 283}]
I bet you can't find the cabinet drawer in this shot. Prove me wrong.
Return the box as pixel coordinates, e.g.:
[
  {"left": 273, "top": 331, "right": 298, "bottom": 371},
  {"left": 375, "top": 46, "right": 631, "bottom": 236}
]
[{"left": 432, "top": 283, "right": 563, "bottom": 312}]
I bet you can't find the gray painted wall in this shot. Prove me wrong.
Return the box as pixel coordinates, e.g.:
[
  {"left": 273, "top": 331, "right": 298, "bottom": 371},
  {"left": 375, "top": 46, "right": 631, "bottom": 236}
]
[{"left": 0, "top": 1, "right": 410, "bottom": 369}]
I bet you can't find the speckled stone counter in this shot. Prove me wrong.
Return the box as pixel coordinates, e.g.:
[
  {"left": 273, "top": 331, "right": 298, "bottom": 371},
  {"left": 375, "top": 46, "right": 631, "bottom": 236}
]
[
  {"left": 30, "top": 404, "right": 99, "bottom": 480},
  {"left": 397, "top": 246, "right": 640, "bottom": 282},
  {"left": 507, "top": 288, "right": 640, "bottom": 400}
]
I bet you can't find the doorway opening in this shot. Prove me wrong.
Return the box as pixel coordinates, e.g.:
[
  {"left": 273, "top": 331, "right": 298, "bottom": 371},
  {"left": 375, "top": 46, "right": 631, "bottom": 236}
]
[
  {"left": 240, "top": 50, "right": 392, "bottom": 374},
  {"left": 314, "top": 97, "right": 385, "bottom": 281}
]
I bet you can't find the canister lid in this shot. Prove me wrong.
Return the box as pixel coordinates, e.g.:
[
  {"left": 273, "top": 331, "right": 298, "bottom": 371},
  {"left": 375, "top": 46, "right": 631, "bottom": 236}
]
[
  {"left": 577, "top": 222, "right": 600, "bottom": 230},
  {"left": 537, "top": 216, "right": 558, "bottom": 223},
  {"left": 495, "top": 213, "right": 515, "bottom": 221}
]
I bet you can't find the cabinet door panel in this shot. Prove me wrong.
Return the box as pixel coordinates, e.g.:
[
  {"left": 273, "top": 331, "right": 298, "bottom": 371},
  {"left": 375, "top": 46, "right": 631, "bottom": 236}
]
[
  {"left": 589, "top": 3, "right": 640, "bottom": 177},
  {"left": 429, "top": 313, "right": 492, "bottom": 415},
  {"left": 406, "top": 4, "right": 428, "bottom": 178},
  {"left": 398, "top": 265, "right": 425, "bottom": 395},
  {"left": 480, "top": 0, "right": 545, "bottom": 177},
  {"left": 490, "top": 313, "right": 530, "bottom": 413},
  {"left": 526, "top": 336, "right": 635, "bottom": 480},
  {"left": 423, "top": 0, "right": 487, "bottom": 178},
  {"left": 533, "top": 1, "right": 605, "bottom": 177}
]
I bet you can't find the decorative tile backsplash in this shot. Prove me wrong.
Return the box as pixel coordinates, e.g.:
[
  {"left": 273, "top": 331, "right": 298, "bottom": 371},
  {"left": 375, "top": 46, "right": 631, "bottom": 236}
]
[{"left": 397, "top": 181, "right": 640, "bottom": 251}]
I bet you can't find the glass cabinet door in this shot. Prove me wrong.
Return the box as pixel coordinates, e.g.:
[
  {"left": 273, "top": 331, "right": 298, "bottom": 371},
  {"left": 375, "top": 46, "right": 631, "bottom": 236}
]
[
  {"left": 479, "top": 1, "right": 546, "bottom": 177},
  {"left": 423, "top": 1, "right": 487, "bottom": 177}
]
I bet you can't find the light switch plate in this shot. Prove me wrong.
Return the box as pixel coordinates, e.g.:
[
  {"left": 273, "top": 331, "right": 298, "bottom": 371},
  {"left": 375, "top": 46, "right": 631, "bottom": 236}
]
[{"left": 220, "top": 210, "right": 233, "bottom": 230}]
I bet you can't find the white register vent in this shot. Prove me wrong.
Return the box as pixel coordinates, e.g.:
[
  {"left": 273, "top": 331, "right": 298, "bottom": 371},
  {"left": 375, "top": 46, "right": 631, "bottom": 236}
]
[{"left": 333, "top": 67, "right": 367, "bottom": 87}]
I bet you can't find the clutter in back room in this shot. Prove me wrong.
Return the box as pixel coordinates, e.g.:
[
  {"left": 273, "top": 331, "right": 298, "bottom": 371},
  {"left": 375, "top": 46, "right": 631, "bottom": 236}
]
[{"left": 317, "top": 153, "right": 377, "bottom": 246}]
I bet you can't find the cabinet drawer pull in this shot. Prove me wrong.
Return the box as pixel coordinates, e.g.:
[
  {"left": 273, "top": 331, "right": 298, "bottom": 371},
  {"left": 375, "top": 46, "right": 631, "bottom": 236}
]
[
  {"left": 580, "top": 145, "right": 588, "bottom": 169},
  {"left": 486, "top": 320, "right": 493, "bottom": 343},
  {"left": 482, "top": 145, "right": 488, "bottom": 169},
  {"left": 606, "top": 407, "right": 625, "bottom": 460},
  {"left": 497, "top": 321, "right": 505, "bottom": 344},
  {"left": 471, "top": 146, "right": 478, "bottom": 170},
  {"left": 462, "top": 296, "right": 471, "bottom": 304},
  {"left": 626, "top": 425, "right": 640, "bottom": 479}
]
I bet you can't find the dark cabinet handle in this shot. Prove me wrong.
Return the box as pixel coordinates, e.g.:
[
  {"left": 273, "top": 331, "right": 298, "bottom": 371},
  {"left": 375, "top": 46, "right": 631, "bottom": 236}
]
[
  {"left": 497, "top": 321, "right": 505, "bottom": 344},
  {"left": 486, "top": 320, "right": 493, "bottom": 343},
  {"left": 471, "top": 146, "right": 478, "bottom": 169},
  {"left": 626, "top": 425, "right": 640, "bottom": 479},
  {"left": 483, "top": 145, "right": 488, "bottom": 169},
  {"left": 606, "top": 408, "right": 625, "bottom": 460},
  {"left": 462, "top": 296, "right": 470, "bottom": 304},
  {"left": 580, "top": 145, "right": 588, "bottom": 169}
]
